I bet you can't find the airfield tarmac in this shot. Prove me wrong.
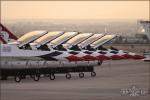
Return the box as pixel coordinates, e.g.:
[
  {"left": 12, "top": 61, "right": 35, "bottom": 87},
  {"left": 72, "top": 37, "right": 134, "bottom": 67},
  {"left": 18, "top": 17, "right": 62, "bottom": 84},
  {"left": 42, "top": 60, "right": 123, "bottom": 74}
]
[{"left": 1, "top": 60, "right": 150, "bottom": 100}]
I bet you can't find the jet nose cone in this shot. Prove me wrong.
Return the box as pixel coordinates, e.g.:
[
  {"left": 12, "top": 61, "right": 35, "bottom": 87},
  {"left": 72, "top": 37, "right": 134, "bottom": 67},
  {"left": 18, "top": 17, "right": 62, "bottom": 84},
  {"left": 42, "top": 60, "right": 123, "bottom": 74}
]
[
  {"left": 133, "top": 55, "right": 145, "bottom": 60},
  {"left": 82, "top": 55, "right": 97, "bottom": 61},
  {"left": 122, "top": 54, "right": 133, "bottom": 59},
  {"left": 96, "top": 55, "right": 111, "bottom": 60},
  {"left": 66, "top": 55, "right": 84, "bottom": 61},
  {"left": 111, "top": 55, "right": 125, "bottom": 60}
]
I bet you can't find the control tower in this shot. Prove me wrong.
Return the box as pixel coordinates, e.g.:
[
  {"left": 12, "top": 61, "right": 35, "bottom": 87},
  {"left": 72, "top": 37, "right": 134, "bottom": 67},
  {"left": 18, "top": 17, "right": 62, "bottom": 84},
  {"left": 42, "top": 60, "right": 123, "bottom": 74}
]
[{"left": 139, "top": 20, "right": 150, "bottom": 40}]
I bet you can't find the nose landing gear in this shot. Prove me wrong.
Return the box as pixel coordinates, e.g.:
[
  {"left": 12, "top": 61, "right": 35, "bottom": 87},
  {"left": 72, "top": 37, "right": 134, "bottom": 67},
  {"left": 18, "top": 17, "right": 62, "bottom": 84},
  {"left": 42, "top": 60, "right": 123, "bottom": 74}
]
[
  {"left": 14, "top": 72, "right": 22, "bottom": 82},
  {"left": 79, "top": 72, "right": 84, "bottom": 78},
  {"left": 65, "top": 73, "right": 71, "bottom": 79},
  {"left": 33, "top": 74, "right": 40, "bottom": 81},
  {"left": 14, "top": 75, "right": 21, "bottom": 83},
  {"left": 91, "top": 71, "right": 96, "bottom": 77},
  {"left": 49, "top": 73, "right": 55, "bottom": 80}
]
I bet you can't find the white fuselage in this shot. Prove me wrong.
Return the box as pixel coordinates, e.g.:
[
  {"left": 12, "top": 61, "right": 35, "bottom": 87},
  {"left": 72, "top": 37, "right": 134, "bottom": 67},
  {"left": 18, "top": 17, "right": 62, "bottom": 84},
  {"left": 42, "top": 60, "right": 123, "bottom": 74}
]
[{"left": 0, "top": 44, "right": 99, "bottom": 69}]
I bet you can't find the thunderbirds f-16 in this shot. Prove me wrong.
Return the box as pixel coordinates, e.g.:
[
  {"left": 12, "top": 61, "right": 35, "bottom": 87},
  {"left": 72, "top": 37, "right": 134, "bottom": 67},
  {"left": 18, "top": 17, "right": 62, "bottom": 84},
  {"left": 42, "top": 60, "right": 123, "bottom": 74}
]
[{"left": 0, "top": 23, "right": 145, "bottom": 82}]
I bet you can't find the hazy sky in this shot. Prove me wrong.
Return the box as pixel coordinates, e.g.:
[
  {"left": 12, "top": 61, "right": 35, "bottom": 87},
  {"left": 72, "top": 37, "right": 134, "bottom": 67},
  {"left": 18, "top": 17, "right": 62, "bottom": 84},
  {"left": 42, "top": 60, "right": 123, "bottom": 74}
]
[{"left": 1, "top": 1, "right": 149, "bottom": 20}]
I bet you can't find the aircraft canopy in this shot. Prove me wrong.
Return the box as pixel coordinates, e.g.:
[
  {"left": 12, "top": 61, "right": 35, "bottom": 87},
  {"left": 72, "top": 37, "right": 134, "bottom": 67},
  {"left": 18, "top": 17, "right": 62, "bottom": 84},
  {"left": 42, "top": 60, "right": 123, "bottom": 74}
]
[
  {"left": 78, "top": 33, "right": 104, "bottom": 49},
  {"left": 17, "top": 31, "right": 47, "bottom": 47},
  {"left": 47, "top": 32, "right": 78, "bottom": 48},
  {"left": 90, "top": 35, "right": 116, "bottom": 49},
  {"left": 33, "top": 31, "right": 64, "bottom": 46},
  {"left": 63, "top": 33, "right": 93, "bottom": 49}
]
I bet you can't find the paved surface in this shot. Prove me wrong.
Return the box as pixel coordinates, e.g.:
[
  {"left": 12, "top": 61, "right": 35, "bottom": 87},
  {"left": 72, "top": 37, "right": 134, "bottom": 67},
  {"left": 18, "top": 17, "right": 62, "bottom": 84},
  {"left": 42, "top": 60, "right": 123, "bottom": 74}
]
[{"left": 1, "top": 60, "right": 150, "bottom": 100}]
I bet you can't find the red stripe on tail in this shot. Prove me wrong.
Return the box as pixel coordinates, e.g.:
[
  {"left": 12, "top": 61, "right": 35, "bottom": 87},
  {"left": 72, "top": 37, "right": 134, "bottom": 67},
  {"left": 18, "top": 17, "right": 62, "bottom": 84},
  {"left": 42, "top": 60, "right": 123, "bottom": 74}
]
[{"left": 0, "top": 36, "right": 7, "bottom": 44}]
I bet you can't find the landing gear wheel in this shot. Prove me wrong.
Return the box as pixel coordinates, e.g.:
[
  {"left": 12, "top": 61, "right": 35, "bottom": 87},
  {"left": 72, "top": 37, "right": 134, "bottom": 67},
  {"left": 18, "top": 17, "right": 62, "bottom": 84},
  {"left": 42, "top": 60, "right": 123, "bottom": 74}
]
[
  {"left": 33, "top": 74, "right": 40, "bottom": 81},
  {"left": 79, "top": 72, "right": 84, "bottom": 78},
  {"left": 49, "top": 74, "right": 55, "bottom": 80},
  {"left": 14, "top": 75, "right": 21, "bottom": 83},
  {"left": 91, "top": 72, "right": 96, "bottom": 77},
  {"left": 65, "top": 73, "right": 71, "bottom": 79}
]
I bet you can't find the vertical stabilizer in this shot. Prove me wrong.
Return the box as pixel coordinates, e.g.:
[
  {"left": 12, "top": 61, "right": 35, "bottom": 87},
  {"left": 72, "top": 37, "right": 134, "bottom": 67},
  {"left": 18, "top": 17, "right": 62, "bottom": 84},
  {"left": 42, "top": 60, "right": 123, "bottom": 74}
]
[{"left": 0, "top": 23, "right": 18, "bottom": 43}]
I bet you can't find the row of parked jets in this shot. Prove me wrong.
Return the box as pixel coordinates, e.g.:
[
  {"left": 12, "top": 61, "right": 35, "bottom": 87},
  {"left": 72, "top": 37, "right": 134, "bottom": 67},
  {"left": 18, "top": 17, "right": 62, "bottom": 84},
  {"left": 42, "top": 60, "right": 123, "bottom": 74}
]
[{"left": 0, "top": 23, "right": 145, "bottom": 82}]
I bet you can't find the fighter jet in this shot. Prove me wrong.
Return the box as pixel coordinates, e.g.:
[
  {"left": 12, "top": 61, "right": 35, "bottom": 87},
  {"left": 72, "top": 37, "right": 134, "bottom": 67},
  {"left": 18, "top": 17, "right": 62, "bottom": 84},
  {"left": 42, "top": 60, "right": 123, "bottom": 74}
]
[
  {"left": 0, "top": 24, "right": 100, "bottom": 82},
  {"left": 0, "top": 23, "right": 144, "bottom": 83}
]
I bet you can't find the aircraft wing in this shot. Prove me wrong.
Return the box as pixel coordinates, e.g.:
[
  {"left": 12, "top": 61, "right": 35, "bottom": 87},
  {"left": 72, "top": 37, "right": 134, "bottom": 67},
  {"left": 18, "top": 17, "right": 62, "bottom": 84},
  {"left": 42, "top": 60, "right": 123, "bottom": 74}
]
[{"left": 90, "top": 35, "right": 116, "bottom": 49}]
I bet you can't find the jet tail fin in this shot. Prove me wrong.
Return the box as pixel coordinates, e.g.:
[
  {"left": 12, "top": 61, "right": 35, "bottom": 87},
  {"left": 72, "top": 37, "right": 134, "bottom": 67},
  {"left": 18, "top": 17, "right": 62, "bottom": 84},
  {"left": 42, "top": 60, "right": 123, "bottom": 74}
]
[{"left": 0, "top": 23, "right": 18, "bottom": 44}]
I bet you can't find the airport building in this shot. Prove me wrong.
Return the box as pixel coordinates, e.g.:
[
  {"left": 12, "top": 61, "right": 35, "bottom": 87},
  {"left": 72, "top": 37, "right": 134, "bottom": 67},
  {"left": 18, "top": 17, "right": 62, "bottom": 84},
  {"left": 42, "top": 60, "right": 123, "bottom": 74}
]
[{"left": 139, "top": 20, "right": 150, "bottom": 40}]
